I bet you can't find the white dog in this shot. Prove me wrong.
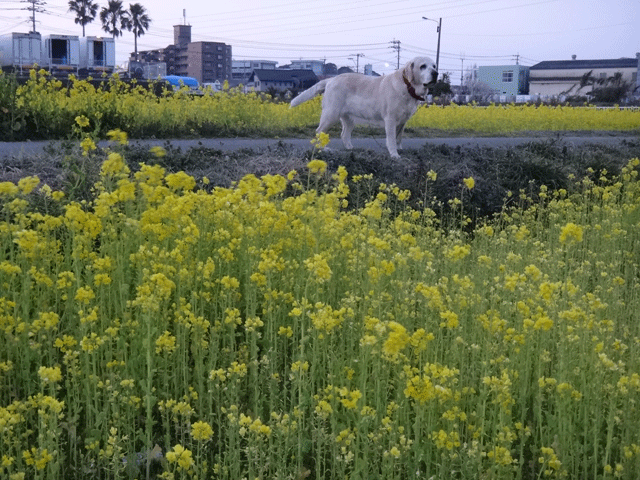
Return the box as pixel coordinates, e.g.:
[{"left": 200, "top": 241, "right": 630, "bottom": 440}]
[{"left": 290, "top": 57, "right": 438, "bottom": 158}]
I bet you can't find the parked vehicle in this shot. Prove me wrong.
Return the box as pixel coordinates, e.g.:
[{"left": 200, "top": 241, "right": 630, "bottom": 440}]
[
  {"left": 42, "top": 34, "right": 80, "bottom": 75},
  {"left": 0, "top": 32, "right": 42, "bottom": 73},
  {"left": 162, "top": 75, "right": 201, "bottom": 93},
  {"left": 79, "top": 37, "right": 115, "bottom": 76}
]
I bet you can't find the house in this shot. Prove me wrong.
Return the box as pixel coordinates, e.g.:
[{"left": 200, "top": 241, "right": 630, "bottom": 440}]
[
  {"left": 247, "top": 69, "right": 318, "bottom": 93},
  {"left": 529, "top": 56, "right": 639, "bottom": 96},
  {"left": 477, "top": 65, "right": 529, "bottom": 96},
  {"left": 232, "top": 60, "right": 278, "bottom": 85}
]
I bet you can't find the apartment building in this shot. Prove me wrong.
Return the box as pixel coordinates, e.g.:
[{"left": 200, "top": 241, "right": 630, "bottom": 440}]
[{"left": 133, "top": 25, "right": 231, "bottom": 84}]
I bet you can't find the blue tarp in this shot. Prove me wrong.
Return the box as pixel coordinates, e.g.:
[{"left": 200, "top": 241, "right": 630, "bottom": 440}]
[{"left": 162, "top": 75, "right": 199, "bottom": 88}]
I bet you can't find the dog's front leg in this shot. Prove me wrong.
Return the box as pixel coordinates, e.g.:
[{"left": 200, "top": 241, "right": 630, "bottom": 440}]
[
  {"left": 384, "top": 118, "right": 401, "bottom": 158},
  {"left": 396, "top": 122, "right": 406, "bottom": 151}
]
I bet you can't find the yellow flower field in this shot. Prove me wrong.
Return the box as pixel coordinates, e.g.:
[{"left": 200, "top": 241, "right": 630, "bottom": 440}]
[
  {"left": 1, "top": 132, "right": 640, "bottom": 479},
  {"left": 2, "top": 70, "right": 640, "bottom": 141},
  {"left": 408, "top": 103, "right": 640, "bottom": 133}
]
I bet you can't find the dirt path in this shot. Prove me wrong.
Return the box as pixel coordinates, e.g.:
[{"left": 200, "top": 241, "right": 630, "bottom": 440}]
[{"left": 1, "top": 134, "right": 637, "bottom": 160}]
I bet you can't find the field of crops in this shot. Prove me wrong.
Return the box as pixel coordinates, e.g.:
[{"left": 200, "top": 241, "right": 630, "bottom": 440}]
[
  {"left": 1, "top": 70, "right": 640, "bottom": 141},
  {"left": 1, "top": 120, "right": 640, "bottom": 479}
]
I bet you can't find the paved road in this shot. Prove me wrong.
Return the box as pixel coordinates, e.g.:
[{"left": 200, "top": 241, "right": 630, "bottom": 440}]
[{"left": 1, "top": 134, "right": 637, "bottom": 159}]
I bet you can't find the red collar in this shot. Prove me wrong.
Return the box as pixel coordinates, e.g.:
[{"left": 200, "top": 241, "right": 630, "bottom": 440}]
[{"left": 402, "top": 72, "right": 425, "bottom": 101}]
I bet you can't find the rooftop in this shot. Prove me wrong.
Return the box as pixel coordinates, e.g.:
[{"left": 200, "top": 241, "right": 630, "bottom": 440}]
[
  {"left": 249, "top": 69, "right": 318, "bottom": 82},
  {"left": 530, "top": 58, "right": 638, "bottom": 70}
]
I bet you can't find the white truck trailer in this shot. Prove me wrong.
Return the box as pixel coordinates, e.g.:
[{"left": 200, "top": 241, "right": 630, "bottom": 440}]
[
  {"left": 41, "top": 34, "right": 80, "bottom": 75},
  {"left": 0, "top": 32, "right": 42, "bottom": 73},
  {"left": 79, "top": 36, "right": 116, "bottom": 76}
]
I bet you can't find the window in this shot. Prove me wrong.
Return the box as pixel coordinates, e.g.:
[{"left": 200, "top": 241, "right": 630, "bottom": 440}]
[{"left": 502, "top": 70, "right": 514, "bottom": 83}]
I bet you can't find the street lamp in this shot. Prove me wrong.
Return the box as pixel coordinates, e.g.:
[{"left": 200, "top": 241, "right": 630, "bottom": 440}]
[{"left": 422, "top": 16, "right": 441, "bottom": 73}]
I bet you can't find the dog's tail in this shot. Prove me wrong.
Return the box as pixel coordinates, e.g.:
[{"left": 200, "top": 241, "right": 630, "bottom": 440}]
[{"left": 289, "top": 79, "right": 329, "bottom": 108}]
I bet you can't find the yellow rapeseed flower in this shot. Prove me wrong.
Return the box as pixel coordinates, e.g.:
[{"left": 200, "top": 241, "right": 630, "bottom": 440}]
[
  {"left": 191, "top": 420, "right": 214, "bottom": 441},
  {"left": 155, "top": 331, "right": 177, "bottom": 354},
  {"left": 383, "top": 321, "right": 410, "bottom": 358},
  {"left": 80, "top": 137, "right": 97, "bottom": 156},
  {"left": 463, "top": 177, "right": 475, "bottom": 189},
  {"left": 75, "top": 286, "right": 95, "bottom": 304},
  {"left": 165, "top": 171, "right": 196, "bottom": 191},
  {"left": 307, "top": 159, "right": 327, "bottom": 174},
  {"left": 166, "top": 444, "right": 193, "bottom": 471},
  {"left": 445, "top": 244, "right": 471, "bottom": 261},
  {"left": 278, "top": 326, "right": 293, "bottom": 337},
  {"left": 149, "top": 146, "right": 166, "bottom": 157},
  {"left": 311, "top": 132, "right": 330, "bottom": 149},
  {"left": 22, "top": 447, "right": 54, "bottom": 471},
  {"left": 75, "top": 115, "right": 90, "bottom": 128},
  {"left": 439, "top": 310, "right": 459, "bottom": 329},
  {"left": 106, "top": 128, "right": 128, "bottom": 145},
  {"left": 304, "top": 253, "right": 332, "bottom": 283},
  {"left": 101, "top": 152, "right": 130, "bottom": 177},
  {"left": 18, "top": 176, "right": 40, "bottom": 195},
  {"left": 0, "top": 181, "right": 19, "bottom": 196},
  {"left": 559, "top": 222, "right": 583, "bottom": 244},
  {"left": 37, "top": 365, "right": 62, "bottom": 384}
]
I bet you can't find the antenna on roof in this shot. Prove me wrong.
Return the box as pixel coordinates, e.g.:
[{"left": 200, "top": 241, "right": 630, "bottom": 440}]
[{"left": 183, "top": 9, "right": 186, "bottom": 25}]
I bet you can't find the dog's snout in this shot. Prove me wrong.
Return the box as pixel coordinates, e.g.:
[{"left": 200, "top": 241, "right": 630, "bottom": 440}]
[{"left": 424, "top": 72, "right": 438, "bottom": 88}]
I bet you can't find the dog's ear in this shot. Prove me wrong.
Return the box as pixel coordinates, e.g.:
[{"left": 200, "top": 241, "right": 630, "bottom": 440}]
[{"left": 404, "top": 61, "right": 415, "bottom": 83}]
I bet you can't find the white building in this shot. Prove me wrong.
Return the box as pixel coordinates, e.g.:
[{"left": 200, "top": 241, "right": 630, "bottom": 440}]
[
  {"left": 288, "top": 59, "right": 324, "bottom": 76},
  {"left": 529, "top": 56, "right": 639, "bottom": 96}
]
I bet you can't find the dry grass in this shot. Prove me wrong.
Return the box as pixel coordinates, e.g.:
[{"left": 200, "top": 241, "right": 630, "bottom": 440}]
[{"left": 2, "top": 137, "right": 640, "bottom": 220}]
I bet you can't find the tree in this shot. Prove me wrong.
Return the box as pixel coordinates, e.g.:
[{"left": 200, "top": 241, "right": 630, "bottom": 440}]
[
  {"left": 323, "top": 63, "right": 337, "bottom": 76},
  {"left": 68, "top": 0, "right": 98, "bottom": 37},
  {"left": 100, "top": 0, "right": 129, "bottom": 38},
  {"left": 464, "top": 79, "right": 495, "bottom": 103},
  {"left": 127, "top": 3, "right": 151, "bottom": 61},
  {"left": 580, "top": 70, "right": 596, "bottom": 90},
  {"left": 431, "top": 72, "right": 452, "bottom": 97},
  {"left": 591, "top": 73, "right": 631, "bottom": 103}
]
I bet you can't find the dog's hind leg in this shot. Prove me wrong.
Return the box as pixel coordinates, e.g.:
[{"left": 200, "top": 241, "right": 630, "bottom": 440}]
[
  {"left": 340, "top": 116, "right": 355, "bottom": 150},
  {"left": 316, "top": 108, "right": 339, "bottom": 136}
]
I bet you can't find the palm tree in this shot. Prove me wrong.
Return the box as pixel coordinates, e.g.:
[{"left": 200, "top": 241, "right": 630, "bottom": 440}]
[
  {"left": 100, "top": 0, "right": 129, "bottom": 38},
  {"left": 68, "top": 0, "right": 98, "bottom": 37},
  {"left": 127, "top": 3, "right": 150, "bottom": 61}
]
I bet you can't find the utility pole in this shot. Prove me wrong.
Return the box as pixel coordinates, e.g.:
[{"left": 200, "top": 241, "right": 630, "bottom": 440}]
[
  {"left": 350, "top": 53, "right": 365, "bottom": 73},
  {"left": 390, "top": 40, "right": 401, "bottom": 70},
  {"left": 460, "top": 53, "right": 465, "bottom": 86},
  {"left": 24, "top": 0, "right": 45, "bottom": 33}
]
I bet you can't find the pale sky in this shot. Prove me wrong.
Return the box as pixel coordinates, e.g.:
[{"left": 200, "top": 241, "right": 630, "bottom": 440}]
[{"left": 2, "top": 0, "right": 639, "bottom": 82}]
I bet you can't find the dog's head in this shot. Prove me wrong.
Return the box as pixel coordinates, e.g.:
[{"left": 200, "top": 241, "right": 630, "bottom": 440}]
[{"left": 404, "top": 56, "right": 438, "bottom": 97}]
